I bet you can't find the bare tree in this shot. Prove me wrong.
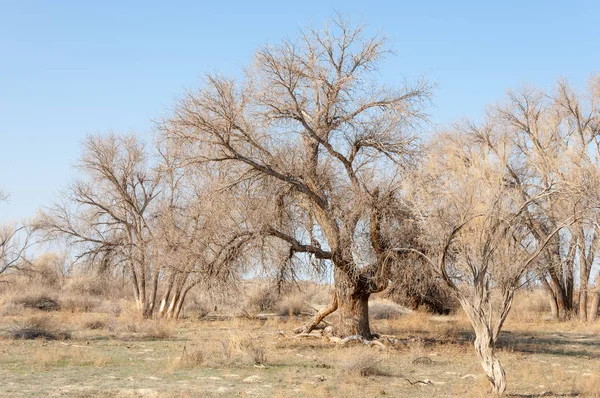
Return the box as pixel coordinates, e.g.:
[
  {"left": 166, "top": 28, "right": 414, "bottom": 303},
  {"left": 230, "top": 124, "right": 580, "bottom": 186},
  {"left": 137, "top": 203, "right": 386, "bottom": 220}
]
[
  {"left": 39, "top": 134, "right": 162, "bottom": 317},
  {"left": 0, "top": 223, "right": 36, "bottom": 279},
  {"left": 491, "top": 76, "right": 600, "bottom": 320},
  {"left": 40, "top": 133, "right": 249, "bottom": 319},
  {"left": 406, "top": 126, "right": 573, "bottom": 394},
  {"left": 160, "top": 15, "right": 430, "bottom": 338},
  {"left": 0, "top": 191, "right": 36, "bottom": 279},
  {"left": 153, "top": 146, "right": 253, "bottom": 319}
]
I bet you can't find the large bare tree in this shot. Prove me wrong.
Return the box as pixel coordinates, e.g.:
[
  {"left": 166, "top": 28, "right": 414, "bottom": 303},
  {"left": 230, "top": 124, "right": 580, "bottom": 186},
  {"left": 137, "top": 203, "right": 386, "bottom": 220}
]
[{"left": 161, "top": 16, "right": 430, "bottom": 337}]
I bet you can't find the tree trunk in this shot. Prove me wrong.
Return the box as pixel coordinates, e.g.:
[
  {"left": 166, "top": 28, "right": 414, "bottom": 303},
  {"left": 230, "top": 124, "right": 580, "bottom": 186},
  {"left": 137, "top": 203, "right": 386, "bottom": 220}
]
[
  {"left": 336, "top": 291, "right": 371, "bottom": 338},
  {"left": 548, "top": 292, "right": 559, "bottom": 320},
  {"left": 461, "top": 301, "right": 506, "bottom": 395},
  {"left": 590, "top": 291, "right": 600, "bottom": 322},
  {"left": 172, "top": 287, "right": 191, "bottom": 320},
  {"left": 473, "top": 327, "right": 506, "bottom": 395},
  {"left": 540, "top": 274, "right": 559, "bottom": 320},
  {"left": 579, "top": 275, "right": 590, "bottom": 322},
  {"left": 548, "top": 271, "right": 568, "bottom": 321},
  {"left": 332, "top": 269, "right": 370, "bottom": 339},
  {"left": 157, "top": 273, "right": 176, "bottom": 318}
]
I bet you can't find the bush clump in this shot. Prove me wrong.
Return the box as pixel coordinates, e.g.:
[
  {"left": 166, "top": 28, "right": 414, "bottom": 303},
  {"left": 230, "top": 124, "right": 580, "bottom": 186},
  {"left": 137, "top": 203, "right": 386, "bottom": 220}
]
[
  {"left": 10, "top": 316, "right": 71, "bottom": 340},
  {"left": 12, "top": 293, "right": 60, "bottom": 311}
]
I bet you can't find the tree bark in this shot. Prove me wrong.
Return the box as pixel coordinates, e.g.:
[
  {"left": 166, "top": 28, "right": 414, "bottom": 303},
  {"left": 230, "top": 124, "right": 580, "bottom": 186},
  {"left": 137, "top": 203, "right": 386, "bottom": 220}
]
[
  {"left": 579, "top": 268, "right": 590, "bottom": 321},
  {"left": 549, "top": 271, "right": 568, "bottom": 321},
  {"left": 473, "top": 328, "right": 506, "bottom": 395},
  {"left": 462, "top": 302, "right": 506, "bottom": 395},
  {"left": 540, "top": 274, "right": 559, "bottom": 320},
  {"left": 335, "top": 269, "right": 372, "bottom": 338},
  {"left": 590, "top": 291, "right": 600, "bottom": 322},
  {"left": 336, "top": 291, "right": 371, "bottom": 338}
]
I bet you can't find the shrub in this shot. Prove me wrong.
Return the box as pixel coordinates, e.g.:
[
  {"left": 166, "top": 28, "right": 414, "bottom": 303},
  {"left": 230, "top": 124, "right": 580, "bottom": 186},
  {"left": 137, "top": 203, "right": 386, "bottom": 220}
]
[
  {"left": 178, "top": 345, "right": 205, "bottom": 368},
  {"left": 60, "top": 295, "right": 101, "bottom": 313},
  {"left": 64, "top": 276, "right": 110, "bottom": 297},
  {"left": 185, "top": 297, "right": 212, "bottom": 319},
  {"left": 369, "top": 300, "right": 409, "bottom": 320},
  {"left": 83, "top": 318, "right": 107, "bottom": 330},
  {"left": 340, "top": 348, "right": 386, "bottom": 377},
  {"left": 140, "top": 320, "right": 175, "bottom": 339},
  {"left": 12, "top": 293, "right": 60, "bottom": 311},
  {"left": 10, "top": 316, "right": 71, "bottom": 340},
  {"left": 241, "top": 337, "right": 267, "bottom": 365},
  {"left": 277, "top": 293, "right": 309, "bottom": 316},
  {"left": 243, "top": 284, "right": 279, "bottom": 313}
]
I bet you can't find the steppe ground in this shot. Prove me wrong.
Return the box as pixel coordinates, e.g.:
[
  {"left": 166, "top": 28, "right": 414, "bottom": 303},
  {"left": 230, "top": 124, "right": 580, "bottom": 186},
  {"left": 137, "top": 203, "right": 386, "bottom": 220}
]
[{"left": 1, "top": 297, "right": 600, "bottom": 398}]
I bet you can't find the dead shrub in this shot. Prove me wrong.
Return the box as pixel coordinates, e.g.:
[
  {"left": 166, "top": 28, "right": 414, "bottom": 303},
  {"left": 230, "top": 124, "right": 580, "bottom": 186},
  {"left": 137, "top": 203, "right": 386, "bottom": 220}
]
[
  {"left": 83, "top": 318, "right": 107, "bottom": 330},
  {"left": 140, "top": 320, "right": 175, "bottom": 339},
  {"left": 277, "top": 294, "right": 309, "bottom": 317},
  {"left": 64, "top": 275, "right": 110, "bottom": 297},
  {"left": 241, "top": 336, "right": 267, "bottom": 365},
  {"left": 243, "top": 283, "right": 279, "bottom": 313},
  {"left": 220, "top": 338, "right": 233, "bottom": 361},
  {"left": 340, "top": 347, "right": 386, "bottom": 377},
  {"left": 95, "top": 300, "right": 122, "bottom": 316},
  {"left": 369, "top": 300, "right": 408, "bottom": 320},
  {"left": 60, "top": 295, "right": 101, "bottom": 313},
  {"left": 177, "top": 344, "right": 205, "bottom": 368},
  {"left": 10, "top": 315, "right": 71, "bottom": 340},
  {"left": 11, "top": 293, "right": 60, "bottom": 311},
  {"left": 507, "top": 288, "right": 550, "bottom": 323},
  {"left": 185, "top": 296, "right": 212, "bottom": 319},
  {"left": 1, "top": 302, "right": 26, "bottom": 316}
]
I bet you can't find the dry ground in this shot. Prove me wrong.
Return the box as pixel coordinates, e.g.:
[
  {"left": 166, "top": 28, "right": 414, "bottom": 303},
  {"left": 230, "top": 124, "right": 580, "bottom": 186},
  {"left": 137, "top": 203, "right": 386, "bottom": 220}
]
[{"left": 1, "top": 309, "right": 600, "bottom": 398}]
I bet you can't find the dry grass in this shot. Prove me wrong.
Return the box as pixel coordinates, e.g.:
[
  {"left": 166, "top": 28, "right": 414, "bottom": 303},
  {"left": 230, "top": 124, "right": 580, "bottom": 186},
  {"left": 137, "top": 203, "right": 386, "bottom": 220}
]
[
  {"left": 339, "top": 347, "right": 387, "bottom": 377},
  {"left": 241, "top": 336, "right": 268, "bottom": 365},
  {"left": 368, "top": 299, "right": 409, "bottom": 320},
  {"left": 2, "top": 280, "right": 600, "bottom": 396}
]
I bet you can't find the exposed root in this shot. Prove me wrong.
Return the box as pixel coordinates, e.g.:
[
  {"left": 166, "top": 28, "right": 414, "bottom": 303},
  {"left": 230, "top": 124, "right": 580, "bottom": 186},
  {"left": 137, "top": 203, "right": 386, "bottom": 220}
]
[{"left": 338, "top": 334, "right": 386, "bottom": 349}]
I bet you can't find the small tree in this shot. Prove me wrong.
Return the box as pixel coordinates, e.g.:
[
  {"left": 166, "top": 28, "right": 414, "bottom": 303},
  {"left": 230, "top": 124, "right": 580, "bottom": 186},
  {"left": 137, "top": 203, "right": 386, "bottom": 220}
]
[
  {"left": 0, "top": 223, "right": 35, "bottom": 279},
  {"left": 40, "top": 134, "right": 162, "bottom": 317},
  {"left": 406, "top": 127, "right": 573, "bottom": 394},
  {"left": 0, "top": 192, "right": 36, "bottom": 280}
]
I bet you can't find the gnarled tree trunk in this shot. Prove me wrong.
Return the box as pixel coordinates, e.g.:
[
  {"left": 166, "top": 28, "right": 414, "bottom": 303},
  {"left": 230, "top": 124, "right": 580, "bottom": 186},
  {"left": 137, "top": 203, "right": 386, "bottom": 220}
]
[
  {"left": 461, "top": 302, "right": 506, "bottom": 395},
  {"left": 335, "top": 270, "right": 372, "bottom": 339},
  {"left": 474, "top": 329, "right": 506, "bottom": 395}
]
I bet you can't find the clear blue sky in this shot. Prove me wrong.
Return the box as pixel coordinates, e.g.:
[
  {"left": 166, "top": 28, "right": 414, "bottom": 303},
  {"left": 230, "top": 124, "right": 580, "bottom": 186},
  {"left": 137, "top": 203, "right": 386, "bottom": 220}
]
[{"left": 1, "top": 0, "right": 599, "bottom": 223}]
